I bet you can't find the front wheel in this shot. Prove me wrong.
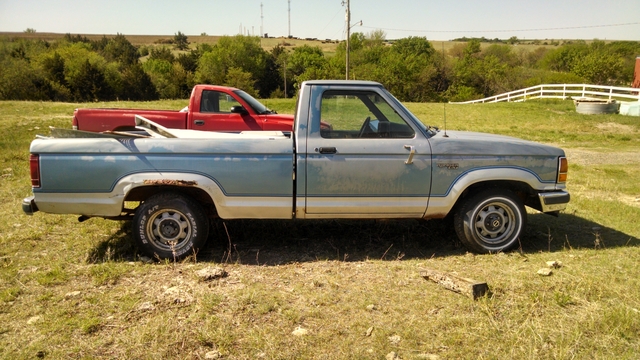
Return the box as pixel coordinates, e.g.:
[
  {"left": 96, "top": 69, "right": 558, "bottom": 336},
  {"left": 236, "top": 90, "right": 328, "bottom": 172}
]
[
  {"left": 454, "top": 189, "right": 526, "bottom": 253},
  {"left": 133, "top": 193, "right": 209, "bottom": 260}
]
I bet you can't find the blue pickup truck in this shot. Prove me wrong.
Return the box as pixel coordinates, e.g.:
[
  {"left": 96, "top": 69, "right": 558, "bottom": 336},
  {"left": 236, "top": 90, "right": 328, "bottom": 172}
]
[{"left": 23, "top": 80, "right": 570, "bottom": 259}]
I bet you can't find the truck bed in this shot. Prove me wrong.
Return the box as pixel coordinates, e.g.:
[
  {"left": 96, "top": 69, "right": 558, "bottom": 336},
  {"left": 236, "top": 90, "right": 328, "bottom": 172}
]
[{"left": 73, "top": 108, "right": 188, "bottom": 132}]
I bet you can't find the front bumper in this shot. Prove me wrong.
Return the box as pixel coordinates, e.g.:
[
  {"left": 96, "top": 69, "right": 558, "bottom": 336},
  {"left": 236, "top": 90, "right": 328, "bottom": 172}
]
[
  {"left": 538, "top": 190, "right": 570, "bottom": 212},
  {"left": 22, "top": 196, "right": 39, "bottom": 215}
]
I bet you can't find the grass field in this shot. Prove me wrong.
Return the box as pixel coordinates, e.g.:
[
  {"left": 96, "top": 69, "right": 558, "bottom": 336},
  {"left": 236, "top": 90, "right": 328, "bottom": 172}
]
[{"left": 0, "top": 98, "right": 639, "bottom": 359}]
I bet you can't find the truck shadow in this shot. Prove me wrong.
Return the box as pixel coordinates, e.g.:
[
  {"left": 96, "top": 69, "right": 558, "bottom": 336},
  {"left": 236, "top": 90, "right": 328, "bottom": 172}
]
[
  {"left": 88, "top": 213, "right": 639, "bottom": 264},
  {"left": 200, "top": 213, "right": 638, "bottom": 265}
]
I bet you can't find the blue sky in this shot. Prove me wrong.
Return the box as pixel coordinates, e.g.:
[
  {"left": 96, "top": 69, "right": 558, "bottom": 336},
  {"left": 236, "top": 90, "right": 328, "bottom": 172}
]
[{"left": 1, "top": 0, "right": 639, "bottom": 41}]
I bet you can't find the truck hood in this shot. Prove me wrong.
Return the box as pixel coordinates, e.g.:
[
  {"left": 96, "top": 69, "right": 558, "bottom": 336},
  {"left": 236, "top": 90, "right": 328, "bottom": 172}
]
[{"left": 429, "top": 130, "right": 565, "bottom": 157}]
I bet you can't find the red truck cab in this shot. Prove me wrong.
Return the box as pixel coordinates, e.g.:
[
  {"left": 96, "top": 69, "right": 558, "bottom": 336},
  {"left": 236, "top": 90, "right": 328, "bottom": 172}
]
[{"left": 72, "top": 85, "right": 295, "bottom": 133}]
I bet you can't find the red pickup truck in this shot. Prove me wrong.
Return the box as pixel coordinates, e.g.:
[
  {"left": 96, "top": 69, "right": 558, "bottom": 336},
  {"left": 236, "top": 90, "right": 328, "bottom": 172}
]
[{"left": 72, "top": 85, "right": 296, "bottom": 132}]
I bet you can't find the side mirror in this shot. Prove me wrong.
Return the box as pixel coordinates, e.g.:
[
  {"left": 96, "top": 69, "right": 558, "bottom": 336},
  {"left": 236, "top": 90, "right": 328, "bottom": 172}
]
[{"left": 230, "top": 106, "right": 248, "bottom": 114}]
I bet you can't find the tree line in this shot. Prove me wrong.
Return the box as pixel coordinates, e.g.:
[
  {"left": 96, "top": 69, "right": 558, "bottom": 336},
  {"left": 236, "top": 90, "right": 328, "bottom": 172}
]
[{"left": 1, "top": 32, "right": 638, "bottom": 103}]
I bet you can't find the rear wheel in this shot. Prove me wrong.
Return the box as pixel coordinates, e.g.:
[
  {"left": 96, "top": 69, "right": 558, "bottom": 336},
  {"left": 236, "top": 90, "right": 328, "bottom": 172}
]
[
  {"left": 133, "top": 193, "right": 209, "bottom": 260},
  {"left": 454, "top": 189, "right": 526, "bottom": 253}
]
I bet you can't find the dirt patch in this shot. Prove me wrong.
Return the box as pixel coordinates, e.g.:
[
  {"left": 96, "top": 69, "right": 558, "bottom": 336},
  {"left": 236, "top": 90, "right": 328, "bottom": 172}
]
[
  {"left": 595, "top": 122, "right": 636, "bottom": 133},
  {"left": 620, "top": 194, "right": 640, "bottom": 208},
  {"left": 564, "top": 148, "right": 640, "bottom": 166}
]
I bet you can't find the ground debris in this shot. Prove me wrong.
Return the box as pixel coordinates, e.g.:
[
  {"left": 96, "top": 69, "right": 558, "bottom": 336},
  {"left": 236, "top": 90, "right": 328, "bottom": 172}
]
[
  {"left": 161, "top": 286, "right": 193, "bottom": 305},
  {"left": 420, "top": 268, "right": 489, "bottom": 300},
  {"left": 388, "top": 335, "right": 401, "bottom": 345},
  {"left": 64, "top": 291, "right": 82, "bottom": 298},
  {"left": 416, "top": 354, "right": 441, "bottom": 360},
  {"left": 546, "top": 261, "right": 563, "bottom": 269},
  {"left": 365, "top": 326, "right": 374, "bottom": 337},
  {"left": 195, "top": 267, "right": 228, "bottom": 281},
  {"left": 27, "top": 316, "right": 42, "bottom": 325},
  {"left": 292, "top": 326, "right": 309, "bottom": 336},
  {"left": 137, "top": 302, "right": 155, "bottom": 311},
  {"left": 537, "top": 268, "right": 553, "bottom": 276},
  {"left": 204, "top": 350, "right": 222, "bottom": 359},
  {"left": 386, "top": 351, "right": 402, "bottom": 360}
]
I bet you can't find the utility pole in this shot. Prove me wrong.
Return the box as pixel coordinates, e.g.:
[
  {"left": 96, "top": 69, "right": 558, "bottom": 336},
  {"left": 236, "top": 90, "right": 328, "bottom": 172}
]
[
  {"left": 288, "top": 0, "right": 291, "bottom": 38},
  {"left": 260, "top": 2, "right": 264, "bottom": 37},
  {"left": 343, "top": 1, "right": 361, "bottom": 79},
  {"left": 345, "top": 0, "right": 350, "bottom": 80},
  {"left": 283, "top": 57, "right": 287, "bottom": 98}
]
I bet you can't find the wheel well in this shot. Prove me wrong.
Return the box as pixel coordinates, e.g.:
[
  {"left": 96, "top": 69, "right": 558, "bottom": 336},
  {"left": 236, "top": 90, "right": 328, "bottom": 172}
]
[
  {"left": 124, "top": 185, "right": 218, "bottom": 217},
  {"left": 451, "top": 180, "right": 539, "bottom": 214}
]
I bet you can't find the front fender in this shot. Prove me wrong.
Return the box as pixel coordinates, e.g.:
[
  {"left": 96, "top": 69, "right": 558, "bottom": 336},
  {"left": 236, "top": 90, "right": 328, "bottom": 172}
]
[{"left": 424, "top": 167, "right": 561, "bottom": 218}]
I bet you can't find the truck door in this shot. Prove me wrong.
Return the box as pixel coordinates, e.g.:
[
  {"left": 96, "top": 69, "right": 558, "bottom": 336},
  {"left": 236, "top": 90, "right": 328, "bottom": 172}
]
[
  {"left": 191, "top": 90, "right": 261, "bottom": 131},
  {"left": 304, "top": 87, "right": 431, "bottom": 217}
]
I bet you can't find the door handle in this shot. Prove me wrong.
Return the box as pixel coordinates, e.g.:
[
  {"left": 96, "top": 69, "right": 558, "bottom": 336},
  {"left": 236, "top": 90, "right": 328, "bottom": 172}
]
[
  {"left": 317, "top": 147, "right": 337, "bottom": 154},
  {"left": 194, "top": 120, "right": 205, "bottom": 126},
  {"left": 404, "top": 145, "right": 415, "bottom": 164}
]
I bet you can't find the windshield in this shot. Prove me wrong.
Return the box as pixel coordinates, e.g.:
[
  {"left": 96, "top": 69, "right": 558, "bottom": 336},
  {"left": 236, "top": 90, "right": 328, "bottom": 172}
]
[
  {"left": 233, "top": 90, "right": 272, "bottom": 114},
  {"left": 386, "top": 92, "right": 437, "bottom": 136}
]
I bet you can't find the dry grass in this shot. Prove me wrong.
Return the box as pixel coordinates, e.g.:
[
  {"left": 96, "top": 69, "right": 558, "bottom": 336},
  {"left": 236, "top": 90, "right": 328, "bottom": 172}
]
[{"left": 1, "top": 99, "right": 639, "bottom": 359}]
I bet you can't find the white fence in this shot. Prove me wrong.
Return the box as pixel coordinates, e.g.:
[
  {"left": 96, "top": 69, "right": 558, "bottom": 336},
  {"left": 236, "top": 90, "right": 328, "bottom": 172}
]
[{"left": 452, "top": 84, "right": 640, "bottom": 104}]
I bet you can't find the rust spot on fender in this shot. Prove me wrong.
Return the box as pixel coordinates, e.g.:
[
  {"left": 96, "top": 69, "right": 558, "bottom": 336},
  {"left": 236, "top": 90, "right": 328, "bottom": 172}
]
[{"left": 143, "top": 179, "right": 198, "bottom": 186}]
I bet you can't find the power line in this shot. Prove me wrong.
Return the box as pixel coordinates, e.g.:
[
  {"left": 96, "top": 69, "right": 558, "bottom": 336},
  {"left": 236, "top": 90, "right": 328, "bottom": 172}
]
[{"left": 360, "top": 22, "right": 640, "bottom": 34}]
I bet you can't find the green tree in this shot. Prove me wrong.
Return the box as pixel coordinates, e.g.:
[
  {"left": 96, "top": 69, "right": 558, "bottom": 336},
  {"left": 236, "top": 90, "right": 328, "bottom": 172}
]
[
  {"left": 42, "top": 52, "right": 67, "bottom": 85},
  {"left": 572, "top": 51, "right": 624, "bottom": 85},
  {"left": 176, "top": 52, "right": 199, "bottom": 73},
  {"left": 373, "top": 37, "right": 440, "bottom": 101},
  {"left": 143, "top": 59, "right": 189, "bottom": 99},
  {"left": 482, "top": 44, "right": 520, "bottom": 67},
  {"left": 0, "top": 58, "right": 50, "bottom": 100},
  {"left": 121, "top": 63, "right": 158, "bottom": 100},
  {"left": 539, "top": 42, "right": 588, "bottom": 72},
  {"left": 287, "top": 45, "right": 326, "bottom": 77},
  {"left": 257, "top": 46, "right": 285, "bottom": 98},
  {"left": 393, "top": 36, "right": 435, "bottom": 58},
  {"left": 195, "top": 35, "right": 267, "bottom": 92},
  {"left": 224, "top": 67, "right": 258, "bottom": 97},
  {"left": 103, "top": 34, "right": 139, "bottom": 66},
  {"left": 69, "top": 59, "right": 113, "bottom": 102},
  {"left": 174, "top": 31, "right": 189, "bottom": 51},
  {"left": 149, "top": 47, "right": 176, "bottom": 63}
]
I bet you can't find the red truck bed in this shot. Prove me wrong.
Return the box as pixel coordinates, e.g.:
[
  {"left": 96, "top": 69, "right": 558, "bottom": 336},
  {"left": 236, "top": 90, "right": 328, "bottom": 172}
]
[{"left": 73, "top": 108, "right": 187, "bottom": 132}]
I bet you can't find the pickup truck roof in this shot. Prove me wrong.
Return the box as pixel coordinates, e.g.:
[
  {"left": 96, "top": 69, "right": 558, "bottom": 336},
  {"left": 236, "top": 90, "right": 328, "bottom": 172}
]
[{"left": 302, "top": 80, "right": 382, "bottom": 86}]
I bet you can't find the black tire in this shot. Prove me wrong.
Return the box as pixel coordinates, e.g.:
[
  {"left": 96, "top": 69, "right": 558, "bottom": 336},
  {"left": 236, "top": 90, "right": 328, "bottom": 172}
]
[
  {"left": 133, "top": 193, "right": 209, "bottom": 260},
  {"left": 453, "top": 189, "right": 526, "bottom": 253}
]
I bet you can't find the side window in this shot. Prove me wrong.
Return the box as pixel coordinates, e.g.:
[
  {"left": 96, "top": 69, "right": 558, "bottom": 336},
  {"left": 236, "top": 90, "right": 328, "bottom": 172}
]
[
  {"left": 200, "top": 90, "right": 241, "bottom": 113},
  {"left": 320, "top": 91, "right": 415, "bottom": 139}
]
